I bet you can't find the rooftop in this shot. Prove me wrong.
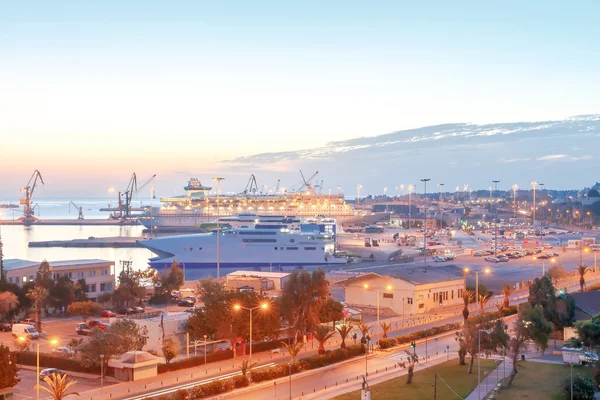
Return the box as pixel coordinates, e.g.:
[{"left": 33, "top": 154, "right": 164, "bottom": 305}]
[
  {"left": 571, "top": 291, "right": 600, "bottom": 317},
  {"left": 4, "top": 258, "right": 113, "bottom": 271},
  {"left": 336, "top": 264, "right": 465, "bottom": 286},
  {"left": 227, "top": 270, "right": 290, "bottom": 279}
]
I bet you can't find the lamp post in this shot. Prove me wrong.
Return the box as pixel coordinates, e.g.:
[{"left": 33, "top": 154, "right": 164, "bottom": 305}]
[
  {"left": 421, "top": 178, "right": 431, "bottom": 266},
  {"left": 356, "top": 185, "right": 362, "bottom": 207},
  {"left": 408, "top": 184, "right": 413, "bottom": 229},
  {"left": 100, "top": 354, "right": 105, "bottom": 395},
  {"left": 492, "top": 180, "right": 500, "bottom": 256},
  {"left": 533, "top": 256, "right": 537, "bottom": 279},
  {"left": 212, "top": 177, "right": 224, "bottom": 278},
  {"left": 531, "top": 181, "right": 538, "bottom": 230},
  {"left": 204, "top": 335, "right": 208, "bottom": 366},
  {"left": 512, "top": 184, "right": 518, "bottom": 221},
  {"left": 478, "top": 329, "right": 491, "bottom": 399},
  {"left": 363, "top": 283, "right": 393, "bottom": 332},
  {"left": 438, "top": 183, "right": 444, "bottom": 215},
  {"left": 28, "top": 337, "right": 58, "bottom": 400},
  {"left": 463, "top": 268, "right": 491, "bottom": 314},
  {"left": 233, "top": 302, "right": 269, "bottom": 382}
]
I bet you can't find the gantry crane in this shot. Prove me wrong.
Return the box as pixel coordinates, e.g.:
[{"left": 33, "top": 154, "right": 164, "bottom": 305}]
[
  {"left": 20, "top": 170, "right": 44, "bottom": 225},
  {"left": 298, "top": 170, "right": 319, "bottom": 193},
  {"left": 115, "top": 173, "right": 156, "bottom": 220},
  {"left": 69, "top": 201, "right": 84, "bottom": 220}
]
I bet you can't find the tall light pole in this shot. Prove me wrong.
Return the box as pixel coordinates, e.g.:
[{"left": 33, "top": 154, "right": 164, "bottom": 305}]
[
  {"left": 212, "top": 177, "right": 224, "bottom": 278},
  {"left": 408, "top": 184, "right": 413, "bottom": 229},
  {"left": 26, "top": 337, "right": 58, "bottom": 400},
  {"left": 438, "top": 183, "right": 444, "bottom": 219},
  {"left": 100, "top": 353, "right": 105, "bottom": 395},
  {"left": 512, "top": 184, "right": 518, "bottom": 221},
  {"left": 421, "top": 179, "right": 431, "bottom": 266},
  {"left": 464, "top": 268, "right": 490, "bottom": 314},
  {"left": 478, "top": 329, "right": 491, "bottom": 399},
  {"left": 204, "top": 334, "right": 208, "bottom": 366},
  {"left": 233, "top": 302, "right": 268, "bottom": 382},
  {"left": 356, "top": 185, "right": 362, "bottom": 206},
  {"left": 363, "top": 283, "right": 393, "bottom": 331},
  {"left": 492, "top": 180, "right": 500, "bottom": 256},
  {"left": 531, "top": 181, "right": 538, "bottom": 231}
]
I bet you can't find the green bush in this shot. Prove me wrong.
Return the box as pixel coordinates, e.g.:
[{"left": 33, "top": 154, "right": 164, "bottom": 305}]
[
  {"left": 172, "top": 390, "right": 189, "bottom": 400},
  {"left": 378, "top": 338, "right": 397, "bottom": 349},
  {"left": 251, "top": 363, "right": 289, "bottom": 382},
  {"left": 233, "top": 375, "right": 249, "bottom": 388},
  {"left": 157, "top": 350, "right": 234, "bottom": 373},
  {"left": 300, "top": 354, "right": 329, "bottom": 370},
  {"left": 14, "top": 351, "right": 101, "bottom": 374},
  {"left": 563, "top": 374, "right": 595, "bottom": 400}
]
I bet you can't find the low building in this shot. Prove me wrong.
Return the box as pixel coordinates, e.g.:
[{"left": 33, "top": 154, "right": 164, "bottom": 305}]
[
  {"left": 336, "top": 265, "right": 465, "bottom": 315},
  {"left": 108, "top": 351, "right": 164, "bottom": 381},
  {"left": 111, "top": 311, "right": 190, "bottom": 355},
  {"left": 226, "top": 270, "right": 291, "bottom": 293},
  {"left": 3, "top": 258, "right": 115, "bottom": 301}
]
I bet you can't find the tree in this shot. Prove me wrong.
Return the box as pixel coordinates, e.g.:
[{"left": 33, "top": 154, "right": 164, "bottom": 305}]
[
  {"left": 162, "top": 338, "right": 178, "bottom": 363},
  {"left": 575, "top": 313, "right": 600, "bottom": 349},
  {"left": 313, "top": 325, "right": 334, "bottom": 355},
  {"left": 239, "top": 359, "right": 255, "bottom": 382},
  {"left": 37, "top": 372, "right": 79, "bottom": 400},
  {"left": 0, "top": 291, "right": 19, "bottom": 319},
  {"left": 563, "top": 374, "right": 595, "bottom": 400},
  {"left": 35, "top": 260, "right": 53, "bottom": 289},
  {"left": 380, "top": 321, "right": 392, "bottom": 338},
  {"left": 97, "top": 292, "right": 112, "bottom": 305},
  {"left": 151, "top": 262, "right": 184, "bottom": 303},
  {"left": 482, "top": 319, "right": 509, "bottom": 357},
  {"left": 78, "top": 319, "right": 148, "bottom": 376},
  {"left": 281, "top": 339, "right": 304, "bottom": 363},
  {"left": 27, "top": 286, "right": 48, "bottom": 332},
  {"left": 112, "top": 268, "right": 148, "bottom": 308},
  {"left": 455, "top": 331, "right": 467, "bottom": 365},
  {"left": 336, "top": 324, "right": 352, "bottom": 349},
  {"left": 507, "top": 303, "right": 552, "bottom": 386},
  {"left": 462, "top": 290, "right": 474, "bottom": 322},
  {"left": 67, "top": 301, "right": 103, "bottom": 321},
  {"left": 0, "top": 343, "right": 20, "bottom": 389},
  {"left": 0, "top": 231, "right": 5, "bottom": 283},
  {"left": 357, "top": 322, "right": 371, "bottom": 344},
  {"left": 48, "top": 277, "right": 76, "bottom": 310},
  {"left": 317, "top": 297, "right": 344, "bottom": 329},
  {"left": 528, "top": 276, "right": 558, "bottom": 321},
  {"left": 397, "top": 350, "right": 419, "bottom": 383},
  {"left": 554, "top": 294, "right": 576, "bottom": 329},
  {"left": 502, "top": 284, "right": 512, "bottom": 309},
  {"left": 460, "top": 319, "right": 481, "bottom": 374},
  {"left": 280, "top": 270, "right": 330, "bottom": 341},
  {"left": 546, "top": 264, "right": 568, "bottom": 285},
  {"left": 478, "top": 294, "right": 491, "bottom": 313},
  {"left": 576, "top": 264, "right": 590, "bottom": 292}
]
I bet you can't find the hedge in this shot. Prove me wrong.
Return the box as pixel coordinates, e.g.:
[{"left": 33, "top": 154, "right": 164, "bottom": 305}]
[
  {"left": 158, "top": 350, "right": 234, "bottom": 373},
  {"left": 14, "top": 351, "right": 101, "bottom": 374}
]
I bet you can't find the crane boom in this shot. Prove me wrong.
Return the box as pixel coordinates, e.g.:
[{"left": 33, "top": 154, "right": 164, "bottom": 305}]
[
  {"left": 134, "top": 174, "right": 156, "bottom": 196},
  {"left": 69, "top": 201, "right": 84, "bottom": 220},
  {"left": 21, "top": 170, "right": 44, "bottom": 224}
]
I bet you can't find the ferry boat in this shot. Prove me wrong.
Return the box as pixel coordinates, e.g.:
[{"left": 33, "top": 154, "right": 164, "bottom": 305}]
[
  {"left": 137, "top": 228, "right": 345, "bottom": 269},
  {"left": 137, "top": 174, "right": 355, "bottom": 229}
]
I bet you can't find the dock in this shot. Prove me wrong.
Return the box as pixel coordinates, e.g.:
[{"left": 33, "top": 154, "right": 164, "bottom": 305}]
[
  {"left": 0, "top": 219, "right": 140, "bottom": 226},
  {"left": 29, "top": 236, "right": 143, "bottom": 248}
]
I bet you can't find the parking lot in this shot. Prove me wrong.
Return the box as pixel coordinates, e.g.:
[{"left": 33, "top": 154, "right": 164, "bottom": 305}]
[{"left": 12, "top": 368, "right": 112, "bottom": 400}]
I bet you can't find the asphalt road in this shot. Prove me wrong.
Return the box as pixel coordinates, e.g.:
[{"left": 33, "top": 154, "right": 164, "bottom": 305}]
[{"left": 12, "top": 369, "right": 111, "bottom": 400}]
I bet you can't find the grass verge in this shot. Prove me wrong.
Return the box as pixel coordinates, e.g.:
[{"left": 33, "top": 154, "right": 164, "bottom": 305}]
[
  {"left": 495, "top": 361, "right": 594, "bottom": 400},
  {"left": 334, "top": 358, "right": 498, "bottom": 400}
]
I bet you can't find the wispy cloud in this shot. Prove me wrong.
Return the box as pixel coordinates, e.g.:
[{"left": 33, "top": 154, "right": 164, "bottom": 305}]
[
  {"left": 503, "top": 158, "right": 531, "bottom": 163},
  {"left": 537, "top": 154, "right": 566, "bottom": 161},
  {"left": 571, "top": 155, "right": 593, "bottom": 161}
]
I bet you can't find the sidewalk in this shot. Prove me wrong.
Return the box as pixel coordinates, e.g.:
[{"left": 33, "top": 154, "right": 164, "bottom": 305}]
[{"left": 465, "top": 357, "right": 513, "bottom": 400}]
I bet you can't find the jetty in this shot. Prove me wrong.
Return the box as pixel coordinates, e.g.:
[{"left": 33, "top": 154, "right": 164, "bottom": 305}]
[
  {"left": 29, "top": 236, "right": 143, "bottom": 248},
  {"left": 0, "top": 219, "right": 140, "bottom": 226}
]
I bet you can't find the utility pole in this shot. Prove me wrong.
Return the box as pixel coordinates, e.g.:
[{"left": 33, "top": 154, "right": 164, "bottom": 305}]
[
  {"left": 421, "top": 179, "right": 431, "bottom": 267},
  {"left": 492, "top": 180, "right": 500, "bottom": 256},
  {"left": 438, "top": 183, "right": 444, "bottom": 225},
  {"left": 212, "top": 177, "right": 225, "bottom": 279},
  {"left": 531, "top": 181, "right": 538, "bottom": 231}
]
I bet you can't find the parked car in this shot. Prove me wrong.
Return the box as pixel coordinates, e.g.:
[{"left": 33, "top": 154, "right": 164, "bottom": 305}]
[
  {"left": 178, "top": 299, "right": 195, "bottom": 307},
  {"left": 484, "top": 256, "right": 499, "bottom": 263},
  {"left": 185, "top": 306, "right": 204, "bottom": 313},
  {"left": 87, "top": 320, "right": 110, "bottom": 331},
  {"left": 183, "top": 296, "right": 196, "bottom": 303},
  {"left": 51, "top": 347, "right": 75, "bottom": 357},
  {"left": 497, "top": 256, "right": 509, "bottom": 262},
  {"left": 433, "top": 256, "right": 446, "bottom": 262},
  {"left": 0, "top": 322, "right": 12, "bottom": 332},
  {"left": 20, "top": 318, "right": 37, "bottom": 325},
  {"left": 39, "top": 368, "right": 66, "bottom": 380},
  {"left": 507, "top": 254, "right": 519, "bottom": 259},
  {"left": 12, "top": 323, "right": 39, "bottom": 339},
  {"left": 100, "top": 310, "right": 116, "bottom": 318},
  {"left": 75, "top": 322, "right": 91, "bottom": 335},
  {"left": 537, "top": 254, "right": 551, "bottom": 259},
  {"left": 580, "top": 351, "right": 599, "bottom": 365},
  {"left": 133, "top": 306, "right": 145, "bottom": 314},
  {"left": 118, "top": 307, "right": 135, "bottom": 315}
]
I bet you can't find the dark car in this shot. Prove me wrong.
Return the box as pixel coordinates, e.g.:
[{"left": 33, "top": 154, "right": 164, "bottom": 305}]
[
  {"left": 536, "top": 254, "right": 550, "bottom": 259},
  {"left": 133, "top": 306, "right": 145, "bottom": 314},
  {"left": 76, "top": 322, "right": 91, "bottom": 335},
  {"left": 118, "top": 307, "right": 135, "bottom": 315},
  {"left": 100, "top": 310, "right": 116, "bottom": 318},
  {"left": 0, "top": 322, "right": 12, "bottom": 332},
  {"left": 39, "top": 368, "right": 66, "bottom": 380},
  {"left": 88, "top": 320, "right": 110, "bottom": 331},
  {"left": 178, "top": 299, "right": 195, "bottom": 307}
]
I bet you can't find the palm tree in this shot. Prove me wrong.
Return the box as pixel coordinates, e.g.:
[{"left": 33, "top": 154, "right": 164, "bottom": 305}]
[
  {"left": 462, "top": 290, "right": 475, "bottom": 322},
  {"left": 281, "top": 339, "right": 304, "bottom": 364},
  {"left": 397, "top": 350, "right": 419, "bottom": 383},
  {"left": 576, "top": 264, "right": 590, "bottom": 292},
  {"left": 336, "top": 323, "right": 352, "bottom": 349},
  {"left": 380, "top": 321, "right": 392, "bottom": 338},
  {"left": 357, "top": 322, "right": 371, "bottom": 344},
  {"left": 27, "top": 286, "right": 48, "bottom": 333},
  {"left": 313, "top": 325, "right": 334, "bottom": 355},
  {"left": 37, "top": 372, "right": 79, "bottom": 400},
  {"left": 239, "top": 359, "right": 256, "bottom": 380},
  {"left": 502, "top": 284, "right": 512, "bottom": 308},
  {"left": 478, "top": 294, "right": 491, "bottom": 313}
]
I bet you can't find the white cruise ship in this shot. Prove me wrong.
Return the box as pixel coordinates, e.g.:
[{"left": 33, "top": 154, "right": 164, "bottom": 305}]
[
  {"left": 137, "top": 228, "right": 345, "bottom": 270},
  {"left": 137, "top": 174, "right": 355, "bottom": 230}
]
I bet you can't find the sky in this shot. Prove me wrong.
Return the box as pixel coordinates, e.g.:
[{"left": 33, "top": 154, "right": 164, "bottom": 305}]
[{"left": 1, "top": 1, "right": 599, "bottom": 196}]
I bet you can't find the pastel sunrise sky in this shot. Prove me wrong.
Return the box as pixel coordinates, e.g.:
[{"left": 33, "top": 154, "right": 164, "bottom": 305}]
[{"left": 1, "top": 1, "right": 599, "bottom": 196}]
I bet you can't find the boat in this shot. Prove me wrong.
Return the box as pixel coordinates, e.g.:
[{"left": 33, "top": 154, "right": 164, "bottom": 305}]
[
  {"left": 137, "top": 173, "right": 355, "bottom": 230},
  {"left": 137, "top": 228, "right": 345, "bottom": 270}
]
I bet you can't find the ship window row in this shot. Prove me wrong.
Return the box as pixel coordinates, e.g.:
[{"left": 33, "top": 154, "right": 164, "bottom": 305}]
[
  {"left": 238, "top": 231, "right": 277, "bottom": 235},
  {"left": 242, "top": 239, "right": 277, "bottom": 243},
  {"left": 184, "top": 247, "right": 203, "bottom": 251}
]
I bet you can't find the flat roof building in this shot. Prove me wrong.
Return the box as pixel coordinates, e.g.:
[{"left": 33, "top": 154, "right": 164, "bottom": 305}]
[
  {"left": 226, "top": 270, "right": 291, "bottom": 293},
  {"left": 4, "top": 258, "right": 115, "bottom": 301},
  {"left": 336, "top": 265, "right": 465, "bottom": 316}
]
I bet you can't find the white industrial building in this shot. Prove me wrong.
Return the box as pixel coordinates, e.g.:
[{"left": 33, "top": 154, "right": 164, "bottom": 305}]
[
  {"left": 3, "top": 258, "right": 115, "bottom": 301},
  {"left": 226, "top": 270, "right": 291, "bottom": 293},
  {"left": 336, "top": 265, "right": 465, "bottom": 315}
]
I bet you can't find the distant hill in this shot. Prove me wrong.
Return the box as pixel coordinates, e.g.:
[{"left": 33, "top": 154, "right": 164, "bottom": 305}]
[{"left": 221, "top": 115, "right": 600, "bottom": 194}]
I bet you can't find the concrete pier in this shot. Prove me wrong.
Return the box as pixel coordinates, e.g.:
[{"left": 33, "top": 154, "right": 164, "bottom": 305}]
[
  {"left": 29, "top": 236, "right": 143, "bottom": 248},
  {"left": 0, "top": 219, "right": 140, "bottom": 226}
]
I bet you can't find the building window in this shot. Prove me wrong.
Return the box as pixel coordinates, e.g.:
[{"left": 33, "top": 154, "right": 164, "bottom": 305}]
[
  {"left": 383, "top": 293, "right": 393, "bottom": 299},
  {"left": 407, "top": 297, "right": 413, "bottom": 304},
  {"left": 89, "top": 283, "right": 97, "bottom": 293},
  {"left": 22, "top": 276, "right": 27, "bottom": 283},
  {"left": 100, "top": 283, "right": 112, "bottom": 291},
  {"left": 286, "top": 247, "right": 298, "bottom": 250},
  {"left": 29, "top": 275, "right": 34, "bottom": 282},
  {"left": 452, "top": 290, "right": 454, "bottom": 299},
  {"left": 8, "top": 277, "right": 12, "bottom": 283},
  {"left": 304, "top": 247, "right": 317, "bottom": 250}
]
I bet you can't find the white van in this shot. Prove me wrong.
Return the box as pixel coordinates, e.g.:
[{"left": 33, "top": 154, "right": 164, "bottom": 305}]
[{"left": 12, "top": 324, "right": 40, "bottom": 339}]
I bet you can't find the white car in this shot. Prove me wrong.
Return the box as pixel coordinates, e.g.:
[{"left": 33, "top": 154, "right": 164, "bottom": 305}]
[
  {"left": 51, "top": 347, "right": 75, "bottom": 357},
  {"left": 484, "top": 256, "right": 499, "bottom": 263}
]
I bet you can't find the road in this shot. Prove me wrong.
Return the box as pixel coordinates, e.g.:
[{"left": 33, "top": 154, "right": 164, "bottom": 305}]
[{"left": 12, "top": 369, "right": 112, "bottom": 400}]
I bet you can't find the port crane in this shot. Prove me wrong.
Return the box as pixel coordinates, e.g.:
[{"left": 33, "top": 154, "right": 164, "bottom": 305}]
[
  {"left": 20, "top": 170, "right": 44, "bottom": 225},
  {"left": 298, "top": 170, "right": 319, "bottom": 193},
  {"left": 69, "top": 201, "right": 84, "bottom": 220},
  {"left": 113, "top": 173, "right": 156, "bottom": 220},
  {"left": 241, "top": 174, "right": 259, "bottom": 196}
]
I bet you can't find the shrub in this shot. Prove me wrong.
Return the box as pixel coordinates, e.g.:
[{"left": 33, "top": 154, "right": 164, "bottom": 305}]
[
  {"left": 378, "top": 338, "right": 397, "bottom": 349},
  {"left": 172, "top": 390, "right": 189, "bottom": 400},
  {"left": 158, "top": 350, "right": 233, "bottom": 373},
  {"left": 233, "top": 375, "right": 249, "bottom": 388},
  {"left": 563, "top": 374, "right": 595, "bottom": 400},
  {"left": 300, "top": 354, "right": 329, "bottom": 370},
  {"left": 14, "top": 351, "right": 101, "bottom": 374},
  {"left": 247, "top": 339, "right": 287, "bottom": 354},
  {"left": 327, "top": 347, "right": 350, "bottom": 363},
  {"left": 251, "top": 363, "right": 288, "bottom": 382}
]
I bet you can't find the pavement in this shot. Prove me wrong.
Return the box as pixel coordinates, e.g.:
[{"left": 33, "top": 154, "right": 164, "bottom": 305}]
[{"left": 12, "top": 368, "right": 114, "bottom": 400}]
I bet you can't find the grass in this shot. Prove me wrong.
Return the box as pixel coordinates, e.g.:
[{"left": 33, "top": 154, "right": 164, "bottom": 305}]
[
  {"left": 495, "top": 362, "right": 595, "bottom": 400},
  {"left": 334, "top": 358, "right": 498, "bottom": 400}
]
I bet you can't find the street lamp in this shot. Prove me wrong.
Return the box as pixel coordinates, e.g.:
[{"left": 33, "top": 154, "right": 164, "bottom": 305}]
[
  {"left": 204, "top": 335, "right": 208, "bottom": 366},
  {"left": 363, "top": 283, "right": 393, "bottom": 332},
  {"left": 29, "top": 337, "right": 58, "bottom": 400},
  {"left": 100, "top": 354, "right": 105, "bottom": 395},
  {"left": 212, "top": 177, "right": 225, "bottom": 278},
  {"left": 531, "top": 181, "right": 538, "bottom": 230},
  {"left": 408, "top": 184, "right": 413, "bottom": 229},
  {"left": 492, "top": 180, "right": 500, "bottom": 256},
  {"left": 356, "top": 185, "right": 362, "bottom": 207},
  {"left": 512, "top": 184, "right": 518, "bottom": 220},
  {"left": 421, "top": 178, "right": 431, "bottom": 266},
  {"left": 463, "top": 268, "right": 491, "bottom": 314},
  {"left": 478, "top": 329, "right": 491, "bottom": 399},
  {"left": 233, "top": 302, "right": 269, "bottom": 382}
]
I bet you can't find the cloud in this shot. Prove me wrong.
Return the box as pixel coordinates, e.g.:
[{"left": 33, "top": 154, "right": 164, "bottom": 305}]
[
  {"left": 536, "top": 154, "right": 566, "bottom": 161},
  {"left": 503, "top": 158, "right": 531, "bottom": 163},
  {"left": 571, "top": 155, "right": 593, "bottom": 161}
]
